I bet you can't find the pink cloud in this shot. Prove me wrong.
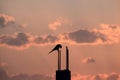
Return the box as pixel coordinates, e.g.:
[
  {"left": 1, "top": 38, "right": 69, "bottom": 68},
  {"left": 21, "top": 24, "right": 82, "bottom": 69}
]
[
  {"left": 62, "top": 24, "right": 120, "bottom": 45},
  {"left": 0, "top": 13, "right": 27, "bottom": 29},
  {"left": 48, "top": 17, "right": 71, "bottom": 30},
  {"left": 0, "top": 14, "right": 15, "bottom": 28},
  {"left": 0, "top": 32, "right": 32, "bottom": 50},
  {"left": 72, "top": 73, "right": 91, "bottom": 80},
  {"left": 107, "top": 73, "right": 119, "bottom": 80},
  {"left": 72, "top": 73, "right": 120, "bottom": 80},
  {"left": 0, "top": 68, "right": 120, "bottom": 80},
  {"left": 1, "top": 23, "right": 120, "bottom": 49},
  {"left": 0, "top": 33, "right": 60, "bottom": 49},
  {"left": 0, "top": 62, "right": 7, "bottom": 67},
  {"left": 0, "top": 68, "right": 54, "bottom": 80},
  {"left": 82, "top": 57, "right": 95, "bottom": 64},
  {"left": 93, "top": 24, "right": 120, "bottom": 44}
]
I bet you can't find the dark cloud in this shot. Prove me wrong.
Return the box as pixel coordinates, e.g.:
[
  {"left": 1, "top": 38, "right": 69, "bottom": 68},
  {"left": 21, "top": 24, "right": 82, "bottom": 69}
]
[
  {"left": 34, "top": 36, "right": 44, "bottom": 44},
  {"left": 0, "top": 33, "right": 30, "bottom": 48},
  {"left": 0, "top": 33, "right": 59, "bottom": 49},
  {"left": 34, "top": 35, "right": 59, "bottom": 44},
  {"left": 0, "top": 68, "right": 120, "bottom": 80},
  {"left": 72, "top": 73, "right": 120, "bottom": 80},
  {"left": 0, "top": 23, "right": 120, "bottom": 49},
  {"left": 108, "top": 24, "right": 119, "bottom": 29},
  {"left": 0, "top": 14, "right": 15, "bottom": 28},
  {"left": 107, "top": 73, "right": 119, "bottom": 80},
  {"left": 0, "top": 68, "right": 10, "bottom": 80},
  {"left": 82, "top": 57, "right": 95, "bottom": 64},
  {"left": 0, "top": 68, "right": 53, "bottom": 80},
  {"left": 45, "top": 35, "right": 59, "bottom": 43},
  {"left": 11, "top": 74, "right": 53, "bottom": 80},
  {"left": 67, "top": 29, "right": 107, "bottom": 44},
  {"left": 0, "top": 13, "right": 27, "bottom": 30},
  {"left": 29, "top": 74, "right": 53, "bottom": 80},
  {"left": 61, "top": 24, "right": 120, "bottom": 45},
  {"left": 12, "top": 74, "right": 29, "bottom": 80},
  {"left": 91, "top": 75, "right": 102, "bottom": 80},
  {"left": 68, "top": 29, "right": 98, "bottom": 43}
]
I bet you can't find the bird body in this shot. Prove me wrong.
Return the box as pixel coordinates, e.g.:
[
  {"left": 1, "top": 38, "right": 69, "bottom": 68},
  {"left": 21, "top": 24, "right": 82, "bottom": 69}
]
[{"left": 49, "top": 44, "right": 62, "bottom": 54}]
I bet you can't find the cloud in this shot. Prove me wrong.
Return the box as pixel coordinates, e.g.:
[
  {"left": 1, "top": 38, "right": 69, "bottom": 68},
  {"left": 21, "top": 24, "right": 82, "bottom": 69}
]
[
  {"left": 72, "top": 73, "right": 120, "bottom": 80},
  {"left": 82, "top": 57, "right": 95, "bottom": 64},
  {"left": 0, "top": 14, "right": 15, "bottom": 28},
  {"left": 0, "top": 68, "right": 120, "bottom": 80},
  {"left": 0, "top": 68, "right": 54, "bottom": 80},
  {"left": 0, "top": 13, "right": 27, "bottom": 29},
  {"left": 91, "top": 75, "right": 102, "bottom": 80},
  {"left": 12, "top": 74, "right": 29, "bottom": 80},
  {"left": 33, "top": 35, "right": 59, "bottom": 45},
  {"left": 0, "top": 65, "right": 53, "bottom": 80},
  {"left": 107, "top": 73, "right": 119, "bottom": 80},
  {"left": 18, "top": 24, "right": 28, "bottom": 28},
  {"left": 72, "top": 73, "right": 91, "bottom": 80},
  {"left": 90, "top": 74, "right": 107, "bottom": 80},
  {"left": 60, "top": 24, "right": 120, "bottom": 45},
  {"left": 0, "top": 24, "right": 120, "bottom": 49},
  {"left": 0, "top": 62, "right": 7, "bottom": 67},
  {"left": 0, "top": 32, "right": 31, "bottom": 49},
  {"left": 29, "top": 74, "right": 53, "bottom": 80},
  {"left": 48, "top": 17, "right": 71, "bottom": 30},
  {"left": 0, "top": 68, "right": 10, "bottom": 80},
  {"left": 18, "top": 74, "right": 53, "bottom": 80},
  {"left": 94, "top": 24, "right": 120, "bottom": 44},
  {"left": 0, "top": 61, "right": 7, "bottom": 68},
  {"left": 11, "top": 74, "right": 54, "bottom": 80},
  {"left": 66, "top": 29, "right": 106, "bottom": 44},
  {"left": 0, "top": 13, "right": 120, "bottom": 46},
  {"left": 0, "top": 33, "right": 60, "bottom": 49}
]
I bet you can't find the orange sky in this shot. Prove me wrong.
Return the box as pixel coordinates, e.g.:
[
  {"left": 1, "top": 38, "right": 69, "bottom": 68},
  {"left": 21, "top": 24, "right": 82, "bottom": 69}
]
[{"left": 0, "top": 1, "right": 120, "bottom": 79}]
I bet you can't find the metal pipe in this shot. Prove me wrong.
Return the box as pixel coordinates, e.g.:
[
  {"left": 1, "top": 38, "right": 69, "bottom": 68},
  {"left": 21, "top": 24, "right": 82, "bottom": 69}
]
[
  {"left": 66, "top": 46, "right": 69, "bottom": 70},
  {"left": 58, "top": 50, "right": 61, "bottom": 70}
]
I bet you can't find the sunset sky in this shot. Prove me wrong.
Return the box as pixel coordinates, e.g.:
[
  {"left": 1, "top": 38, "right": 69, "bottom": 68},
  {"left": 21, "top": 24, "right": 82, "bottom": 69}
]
[{"left": 0, "top": 0, "right": 120, "bottom": 80}]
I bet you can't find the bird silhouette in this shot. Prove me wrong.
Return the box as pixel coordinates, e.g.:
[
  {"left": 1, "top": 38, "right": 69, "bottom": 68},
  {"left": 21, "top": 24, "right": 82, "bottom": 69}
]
[{"left": 49, "top": 44, "right": 62, "bottom": 54}]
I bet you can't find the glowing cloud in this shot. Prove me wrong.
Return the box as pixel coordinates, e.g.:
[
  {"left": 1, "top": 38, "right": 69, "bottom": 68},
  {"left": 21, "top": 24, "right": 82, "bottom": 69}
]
[
  {"left": 0, "top": 68, "right": 54, "bottom": 80},
  {"left": 0, "top": 62, "right": 7, "bottom": 67},
  {"left": 0, "top": 24, "right": 120, "bottom": 49},
  {"left": 95, "top": 24, "right": 120, "bottom": 44},
  {"left": 107, "top": 73, "right": 119, "bottom": 80},
  {"left": 0, "top": 33, "right": 60, "bottom": 49},
  {"left": 82, "top": 57, "right": 95, "bottom": 64},
  {"left": 0, "top": 68, "right": 120, "bottom": 80},
  {"left": 0, "top": 13, "right": 27, "bottom": 29},
  {"left": 48, "top": 17, "right": 71, "bottom": 30},
  {"left": 0, "top": 14, "right": 15, "bottom": 28},
  {"left": 62, "top": 24, "right": 120, "bottom": 45},
  {"left": 72, "top": 73, "right": 120, "bottom": 80},
  {"left": 0, "top": 32, "right": 32, "bottom": 49}
]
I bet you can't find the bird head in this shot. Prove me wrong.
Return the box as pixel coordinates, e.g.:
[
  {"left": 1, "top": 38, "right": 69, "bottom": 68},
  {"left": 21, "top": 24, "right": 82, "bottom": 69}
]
[{"left": 49, "top": 44, "right": 62, "bottom": 54}]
